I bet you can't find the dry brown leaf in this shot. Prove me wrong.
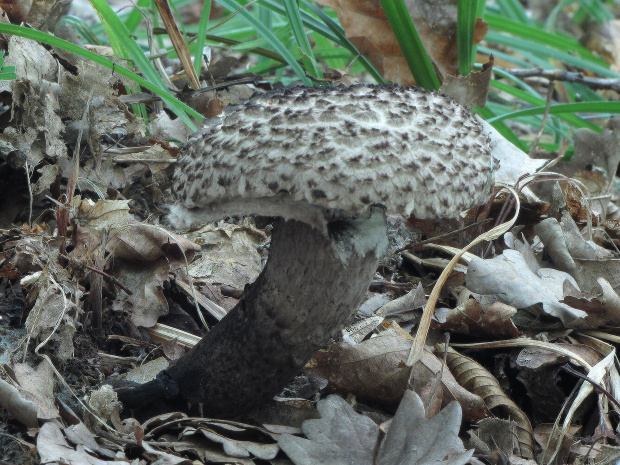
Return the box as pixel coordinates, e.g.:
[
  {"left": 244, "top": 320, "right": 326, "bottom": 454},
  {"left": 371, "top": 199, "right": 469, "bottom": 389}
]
[
  {"left": 467, "top": 418, "right": 521, "bottom": 462},
  {"left": 439, "top": 56, "right": 494, "bottom": 108},
  {"left": 0, "top": 378, "right": 39, "bottom": 428},
  {"left": 443, "top": 345, "right": 535, "bottom": 459},
  {"left": 0, "top": 262, "right": 20, "bottom": 279},
  {"left": 308, "top": 326, "right": 491, "bottom": 421},
  {"left": 278, "top": 391, "right": 472, "bottom": 465},
  {"left": 514, "top": 343, "right": 599, "bottom": 423},
  {"left": 22, "top": 268, "right": 81, "bottom": 361},
  {"left": 107, "top": 221, "right": 200, "bottom": 263},
  {"left": 0, "top": 0, "right": 32, "bottom": 23},
  {"left": 0, "top": 37, "right": 66, "bottom": 173},
  {"left": 37, "top": 422, "right": 131, "bottom": 465},
  {"left": 12, "top": 361, "right": 57, "bottom": 421},
  {"left": 185, "top": 221, "right": 264, "bottom": 289},
  {"left": 109, "top": 258, "right": 169, "bottom": 327},
  {"left": 534, "top": 423, "right": 581, "bottom": 464},
  {"left": 534, "top": 213, "right": 620, "bottom": 313},
  {"left": 548, "top": 118, "right": 620, "bottom": 223},
  {"left": 149, "top": 111, "right": 193, "bottom": 145},
  {"left": 466, "top": 248, "right": 587, "bottom": 328},
  {"left": 315, "top": 0, "right": 487, "bottom": 84},
  {"left": 144, "top": 416, "right": 279, "bottom": 462},
  {"left": 434, "top": 292, "right": 520, "bottom": 339}
]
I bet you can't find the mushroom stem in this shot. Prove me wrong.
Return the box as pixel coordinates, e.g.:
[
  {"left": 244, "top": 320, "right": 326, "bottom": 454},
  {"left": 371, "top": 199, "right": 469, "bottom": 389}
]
[{"left": 121, "top": 209, "right": 387, "bottom": 416}]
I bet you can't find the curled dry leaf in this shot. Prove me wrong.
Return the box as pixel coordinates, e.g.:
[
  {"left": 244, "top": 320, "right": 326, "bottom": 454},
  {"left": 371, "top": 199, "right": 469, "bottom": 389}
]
[
  {"left": 442, "top": 345, "right": 534, "bottom": 459},
  {"left": 72, "top": 196, "right": 200, "bottom": 328},
  {"left": 434, "top": 289, "right": 520, "bottom": 339},
  {"left": 551, "top": 348, "right": 617, "bottom": 464},
  {"left": 0, "top": 37, "right": 66, "bottom": 174},
  {"left": 23, "top": 272, "right": 81, "bottom": 361},
  {"left": 535, "top": 214, "right": 620, "bottom": 301},
  {"left": 11, "top": 361, "right": 57, "bottom": 421},
  {"left": 467, "top": 418, "right": 522, "bottom": 463},
  {"left": 108, "top": 258, "right": 170, "bottom": 328},
  {"left": 149, "top": 111, "right": 192, "bottom": 145}
]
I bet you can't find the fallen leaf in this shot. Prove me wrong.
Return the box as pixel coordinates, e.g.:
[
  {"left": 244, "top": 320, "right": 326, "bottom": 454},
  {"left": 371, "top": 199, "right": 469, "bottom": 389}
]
[
  {"left": 315, "top": 0, "right": 487, "bottom": 84},
  {"left": 466, "top": 248, "right": 587, "bottom": 328},
  {"left": 308, "top": 326, "right": 490, "bottom": 421},
  {"left": 0, "top": 378, "right": 39, "bottom": 428},
  {"left": 37, "top": 422, "right": 131, "bottom": 465},
  {"left": 278, "top": 391, "right": 473, "bottom": 465}
]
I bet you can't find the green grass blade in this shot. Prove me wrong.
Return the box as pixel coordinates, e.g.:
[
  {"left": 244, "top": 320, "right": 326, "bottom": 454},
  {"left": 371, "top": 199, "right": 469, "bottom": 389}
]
[
  {"left": 496, "top": 0, "right": 530, "bottom": 23},
  {"left": 205, "top": 33, "right": 286, "bottom": 62},
  {"left": 283, "top": 0, "right": 321, "bottom": 78},
  {"left": 490, "top": 80, "right": 600, "bottom": 131},
  {"left": 489, "top": 66, "right": 542, "bottom": 97},
  {"left": 257, "top": 4, "right": 272, "bottom": 65},
  {"left": 486, "top": 101, "right": 620, "bottom": 125},
  {"left": 575, "top": 0, "right": 613, "bottom": 24},
  {"left": 193, "top": 0, "right": 211, "bottom": 78},
  {"left": 486, "top": 13, "right": 606, "bottom": 65},
  {"left": 544, "top": 0, "right": 574, "bottom": 31},
  {"left": 89, "top": 0, "right": 173, "bottom": 91},
  {"left": 0, "top": 24, "right": 201, "bottom": 130},
  {"left": 56, "top": 16, "right": 101, "bottom": 44},
  {"left": 301, "top": 1, "right": 384, "bottom": 83},
  {"left": 125, "top": 0, "right": 152, "bottom": 33},
  {"left": 485, "top": 31, "right": 617, "bottom": 77},
  {"left": 258, "top": 0, "right": 384, "bottom": 83},
  {"left": 380, "top": 0, "right": 439, "bottom": 89},
  {"left": 214, "top": 0, "right": 312, "bottom": 85},
  {"left": 457, "top": 0, "right": 479, "bottom": 76},
  {"left": 477, "top": 45, "right": 530, "bottom": 68}
]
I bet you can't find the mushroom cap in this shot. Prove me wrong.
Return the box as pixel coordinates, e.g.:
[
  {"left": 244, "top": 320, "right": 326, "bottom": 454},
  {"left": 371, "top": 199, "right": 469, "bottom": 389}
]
[{"left": 173, "top": 84, "right": 494, "bottom": 220}]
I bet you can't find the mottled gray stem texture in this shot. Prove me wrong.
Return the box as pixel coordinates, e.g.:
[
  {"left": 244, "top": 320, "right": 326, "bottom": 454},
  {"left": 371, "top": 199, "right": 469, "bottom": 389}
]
[{"left": 120, "top": 214, "right": 386, "bottom": 416}]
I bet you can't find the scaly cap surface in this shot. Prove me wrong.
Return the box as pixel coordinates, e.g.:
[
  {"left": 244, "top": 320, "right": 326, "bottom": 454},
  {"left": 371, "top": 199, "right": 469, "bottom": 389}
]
[{"left": 173, "top": 84, "right": 494, "bottom": 220}]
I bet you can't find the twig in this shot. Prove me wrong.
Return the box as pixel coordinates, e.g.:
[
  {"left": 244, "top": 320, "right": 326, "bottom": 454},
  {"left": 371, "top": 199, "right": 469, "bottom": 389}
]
[
  {"left": 102, "top": 157, "right": 176, "bottom": 164},
  {"left": 177, "top": 77, "right": 263, "bottom": 95},
  {"left": 59, "top": 253, "right": 133, "bottom": 295},
  {"left": 497, "top": 67, "right": 620, "bottom": 93},
  {"left": 24, "top": 161, "right": 33, "bottom": 227},
  {"left": 395, "top": 218, "right": 494, "bottom": 254},
  {"left": 562, "top": 364, "right": 620, "bottom": 411},
  {"left": 528, "top": 81, "right": 555, "bottom": 156}
]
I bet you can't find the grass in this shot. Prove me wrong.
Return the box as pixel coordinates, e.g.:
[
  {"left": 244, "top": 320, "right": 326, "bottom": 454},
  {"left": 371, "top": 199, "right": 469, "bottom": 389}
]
[
  {"left": 380, "top": 0, "right": 439, "bottom": 90},
  {"left": 2, "top": 0, "right": 617, "bottom": 152}
]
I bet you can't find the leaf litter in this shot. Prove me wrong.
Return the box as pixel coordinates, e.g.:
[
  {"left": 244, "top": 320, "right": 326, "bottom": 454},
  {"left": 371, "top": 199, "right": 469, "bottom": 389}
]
[{"left": 2, "top": 1, "right": 620, "bottom": 464}]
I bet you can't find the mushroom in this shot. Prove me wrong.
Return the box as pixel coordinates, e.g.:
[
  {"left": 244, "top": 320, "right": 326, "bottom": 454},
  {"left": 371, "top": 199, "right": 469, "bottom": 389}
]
[{"left": 124, "top": 84, "right": 495, "bottom": 416}]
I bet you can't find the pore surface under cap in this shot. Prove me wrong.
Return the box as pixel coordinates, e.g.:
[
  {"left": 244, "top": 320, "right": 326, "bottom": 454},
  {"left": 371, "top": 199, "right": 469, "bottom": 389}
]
[{"left": 173, "top": 84, "right": 494, "bottom": 220}]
